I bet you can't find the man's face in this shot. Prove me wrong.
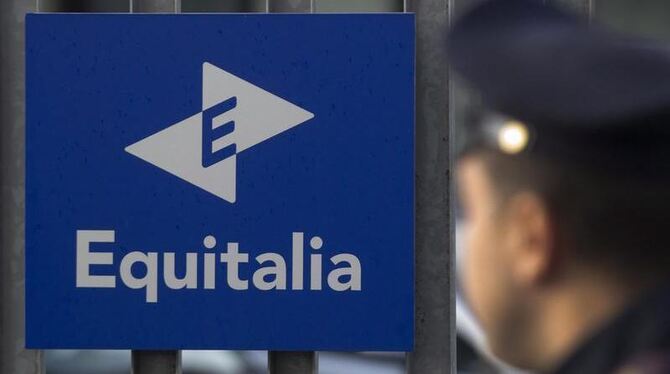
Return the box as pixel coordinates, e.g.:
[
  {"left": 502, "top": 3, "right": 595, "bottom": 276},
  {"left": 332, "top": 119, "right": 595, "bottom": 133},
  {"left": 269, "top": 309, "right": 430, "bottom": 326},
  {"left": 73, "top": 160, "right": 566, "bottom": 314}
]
[{"left": 457, "top": 155, "right": 531, "bottom": 365}]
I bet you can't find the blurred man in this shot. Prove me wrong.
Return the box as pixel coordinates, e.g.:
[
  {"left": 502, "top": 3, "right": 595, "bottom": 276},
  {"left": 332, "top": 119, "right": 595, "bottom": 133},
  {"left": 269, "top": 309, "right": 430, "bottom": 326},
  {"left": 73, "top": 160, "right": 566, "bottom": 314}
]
[{"left": 449, "top": 0, "right": 670, "bottom": 373}]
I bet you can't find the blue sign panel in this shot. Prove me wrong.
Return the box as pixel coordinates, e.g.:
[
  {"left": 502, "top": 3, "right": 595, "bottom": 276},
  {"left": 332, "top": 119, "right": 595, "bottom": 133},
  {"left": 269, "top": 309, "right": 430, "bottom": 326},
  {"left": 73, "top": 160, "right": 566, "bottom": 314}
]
[{"left": 26, "top": 14, "right": 414, "bottom": 350}]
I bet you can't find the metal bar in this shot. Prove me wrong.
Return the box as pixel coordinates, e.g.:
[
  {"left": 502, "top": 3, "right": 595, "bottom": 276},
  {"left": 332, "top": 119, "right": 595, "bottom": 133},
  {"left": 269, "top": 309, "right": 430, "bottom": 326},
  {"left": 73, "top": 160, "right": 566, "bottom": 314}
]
[
  {"left": 0, "top": 0, "right": 41, "bottom": 372},
  {"left": 267, "top": 0, "right": 313, "bottom": 12},
  {"left": 405, "top": 0, "right": 453, "bottom": 373},
  {"left": 132, "top": 350, "right": 182, "bottom": 374},
  {"left": 265, "top": 2, "right": 317, "bottom": 372},
  {"left": 39, "top": 0, "right": 129, "bottom": 12},
  {"left": 269, "top": 351, "right": 318, "bottom": 374},
  {"left": 553, "top": 0, "right": 594, "bottom": 18},
  {"left": 128, "top": 1, "right": 181, "bottom": 373},
  {"left": 132, "top": 0, "right": 180, "bottom": 13}
]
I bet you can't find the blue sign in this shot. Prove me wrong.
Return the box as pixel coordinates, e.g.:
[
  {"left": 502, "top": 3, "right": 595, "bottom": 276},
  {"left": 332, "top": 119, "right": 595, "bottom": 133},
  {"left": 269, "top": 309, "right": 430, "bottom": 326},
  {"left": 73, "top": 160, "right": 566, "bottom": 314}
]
[{"left": 26, "top": 13, "right": 414, "bottom": 350}]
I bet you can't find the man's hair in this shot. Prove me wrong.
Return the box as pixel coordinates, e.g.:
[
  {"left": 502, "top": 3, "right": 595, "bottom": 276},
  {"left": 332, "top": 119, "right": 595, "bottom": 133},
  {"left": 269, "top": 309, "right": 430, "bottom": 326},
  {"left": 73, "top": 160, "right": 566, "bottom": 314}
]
[{"left": 474, "top": 148, "right": 670, "bottom": 282}]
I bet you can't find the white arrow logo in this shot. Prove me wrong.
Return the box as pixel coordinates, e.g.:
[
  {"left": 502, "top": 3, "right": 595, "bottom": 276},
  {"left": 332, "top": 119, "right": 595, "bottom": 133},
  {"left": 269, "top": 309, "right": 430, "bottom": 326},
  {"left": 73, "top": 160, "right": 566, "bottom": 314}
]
[{"left": 125, "top": 62, "right": 315, "bottom": 203}]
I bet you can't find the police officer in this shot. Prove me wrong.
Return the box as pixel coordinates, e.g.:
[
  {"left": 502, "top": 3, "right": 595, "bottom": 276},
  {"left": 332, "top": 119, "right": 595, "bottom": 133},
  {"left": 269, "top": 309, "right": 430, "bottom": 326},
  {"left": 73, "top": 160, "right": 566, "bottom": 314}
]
[{"left": 449, "top": 0, "right": 670, "bottom": 373}]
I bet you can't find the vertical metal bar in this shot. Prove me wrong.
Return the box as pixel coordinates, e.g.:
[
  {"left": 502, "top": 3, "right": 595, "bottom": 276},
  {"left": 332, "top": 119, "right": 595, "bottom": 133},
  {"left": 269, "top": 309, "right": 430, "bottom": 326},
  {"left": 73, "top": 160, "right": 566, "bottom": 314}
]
[
  {"left": 132, "top": 0, "right": 180, "bottom": 13},
  {"left": 264, "top": 2, "right": 317, "bottom": 372},
  {"left": 129, "top": 1, "right": 181, "bottom": 374},
  {"left": 554, "top": 0, "right": 594, "bottom": 18},
  {"left": 267, "top": 0, "right": 313, "bottom": 12},
  {"left": 132, "top": 350, "right": 182, "bottom": 374},
  {"left": 405, "top": 0, "right": 454, "bottom": 373},
  {"left": 39, "top": 0, "right": 129, "bottom": 12},
  {"left": 0, "top": 0, "right": 42, "bottom": 372},
  {"left": 269, "top": 351, "right": 318, "bottom": 374}
]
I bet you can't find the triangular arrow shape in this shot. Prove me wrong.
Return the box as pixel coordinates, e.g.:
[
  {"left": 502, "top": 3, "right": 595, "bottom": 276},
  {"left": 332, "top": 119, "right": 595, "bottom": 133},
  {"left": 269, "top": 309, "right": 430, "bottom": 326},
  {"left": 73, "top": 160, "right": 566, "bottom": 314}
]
[
  {"left": 125, "top": 62, "right": 315, "bottom": 203},
  {"left": 202, "top": 62, "right": 314, "bottom": 153},
  {"left": 125, "top": 112, "right": 238, "bottom": 202}
]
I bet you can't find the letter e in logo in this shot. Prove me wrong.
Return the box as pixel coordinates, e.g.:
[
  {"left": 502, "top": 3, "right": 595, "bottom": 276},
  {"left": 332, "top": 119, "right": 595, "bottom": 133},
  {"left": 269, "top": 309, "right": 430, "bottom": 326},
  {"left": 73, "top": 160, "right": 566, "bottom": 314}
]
[{"left": 125, "top": 62, "right": 314, "bottom": 203}]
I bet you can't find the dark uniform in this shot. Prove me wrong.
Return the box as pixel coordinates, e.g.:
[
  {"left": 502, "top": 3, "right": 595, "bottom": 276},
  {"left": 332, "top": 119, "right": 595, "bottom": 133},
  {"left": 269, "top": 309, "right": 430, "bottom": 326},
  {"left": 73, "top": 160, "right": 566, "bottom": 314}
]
[
  {"left": 553, "top": 285, "right": 670, "bottom": 373},
  {"left": 447, "top": 0, "right": 670, "bottom": 373}
]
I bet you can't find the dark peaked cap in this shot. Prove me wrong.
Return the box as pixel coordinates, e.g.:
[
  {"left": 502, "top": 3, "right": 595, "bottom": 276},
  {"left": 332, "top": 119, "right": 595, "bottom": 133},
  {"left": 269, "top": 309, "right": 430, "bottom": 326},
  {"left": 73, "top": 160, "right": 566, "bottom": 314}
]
[
  {"left": 449, "top": 0, "right": 670, "bottom": 125},
  {"left": 448, "top": 0, "right": 670, "bottom": 177}
]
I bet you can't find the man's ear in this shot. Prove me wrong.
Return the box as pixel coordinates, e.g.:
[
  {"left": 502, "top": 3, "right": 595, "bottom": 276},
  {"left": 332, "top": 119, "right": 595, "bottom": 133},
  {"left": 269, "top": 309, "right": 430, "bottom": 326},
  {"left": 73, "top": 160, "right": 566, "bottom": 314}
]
[{"left": 501, "top": 192, "right": 557, "bottom": 286}]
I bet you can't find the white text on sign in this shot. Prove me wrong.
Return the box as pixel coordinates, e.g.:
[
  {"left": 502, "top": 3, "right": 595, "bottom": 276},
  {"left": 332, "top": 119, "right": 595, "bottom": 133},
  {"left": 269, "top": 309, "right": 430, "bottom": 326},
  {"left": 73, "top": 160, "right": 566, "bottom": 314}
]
[{"left": 76, "top": 230, "right": 362, "bottom": 303}]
